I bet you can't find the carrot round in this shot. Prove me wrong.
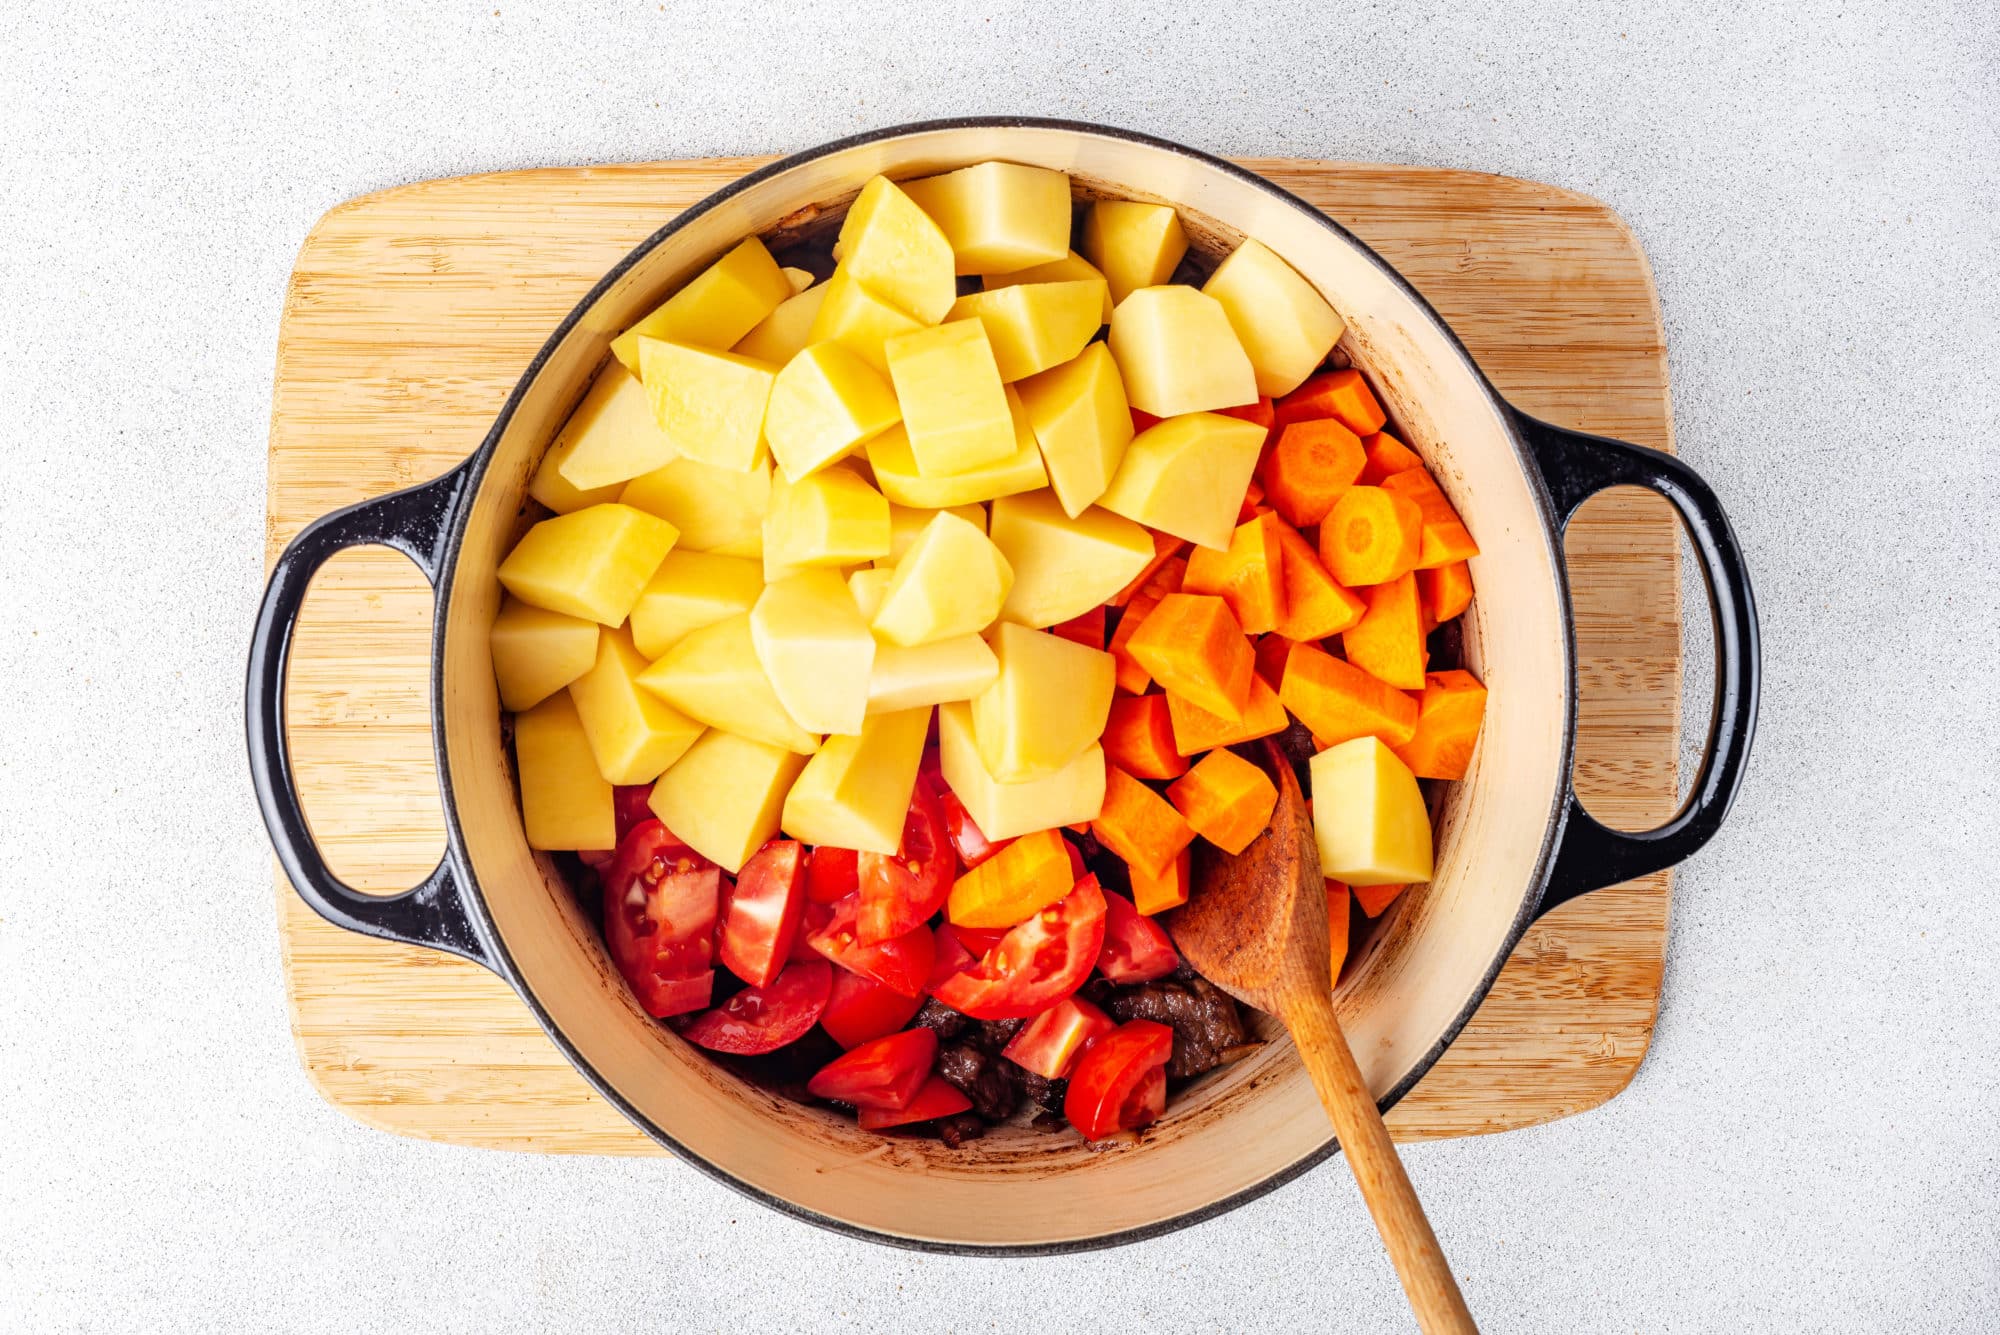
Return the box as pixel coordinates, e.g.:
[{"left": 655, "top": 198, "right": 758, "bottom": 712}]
[
  {"left": 1101, "top": 693, "right": 1188, "bottom": 780},
  {"left": 1319, "top": 485, "right": 1422, "bottom": 587},
  {"left": 1260, "top": 418, "right": 1366, "bottom": 526},
  {"left": 1342, "top": 572, "right": 1427, "bottom": 689}
]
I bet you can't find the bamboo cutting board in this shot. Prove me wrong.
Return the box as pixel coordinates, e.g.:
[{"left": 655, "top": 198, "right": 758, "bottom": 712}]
[{"left": 269, "top": 157, "right": 1680, "bottom": 1153}]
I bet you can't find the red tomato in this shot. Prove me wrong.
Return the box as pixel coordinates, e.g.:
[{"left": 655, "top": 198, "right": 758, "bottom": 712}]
[
  {"left": 603, "top": 820, "right": 722, "bottom": 1018},
  {"left": 934, "top": 782, "right": 1010, "bottom": 869},
  {"left": 677, "top": 960, "right": 831, "bottom": 1055},
  {"left": 857, "top": 784, "right": 952, "bottom": 944},
  {"left": 804, "top": 845, "right": 859, "bottom": 905},
  {"left": 1063, "top": 837, "right": 1087, "bottom": 881},
  {"left": 857, "top": 1075, "right": 973, "bottom": 1130},
  {"left": 1064, "top": 1019, "right": 1174, "bottom": 1140},
  {"left": 950, "top": 924, "right": 1008, "bottom": 957},
  {"left": 926, "top": 922, "right": 980, "bottom": 993},
  {"left": 613, "top": 785, "right": 655, "bottom": 839},
  {"left": 717, "top": 840, "right": 807, "bottom": 989},
  {"left": 1002, "top": 995, "right": 1116, "bottom": 1079},
  {"left": 806, "top": 893, "right": 936, "bottom": 998},
  {"left": 820, "top": 968, "right": 924, "bottom": 1049},
  {"left": 806, "top": 1028, "right": 937, "bottom": 1110},
  {"left": 1096, "top": 888, "right": 1180, "bottom": 984},
  {"left": 930, "top": 875, "right": 1107, "bottom": 1020}
]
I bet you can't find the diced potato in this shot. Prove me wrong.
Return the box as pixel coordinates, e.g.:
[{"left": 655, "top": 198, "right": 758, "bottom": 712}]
[
  {"left": 514, "top": 692, "right": 614, "bottom": 851},
  {"left": 884, "top": 319, "right": 1016, "bottom": 478},
  {"left": 529, "top": 432, "right": 624, "bottom": 515},
  {"left": 984, "top": 251, "right": 1114, "bottom": 323},
  {"left": 1106, "top": 285, "right": 1258, "bottom": 417},
  {"left": 763, "top": 342, "right": 901, "bottom": 483},
  {"left": 490, "top": 597, "right": 600, "bottom": 712},
  {"left": 619, "top": 454, "right": 770, "bottom": 557},
  {"left": 847, "top": 566, "right": 894, "bottom": 622},
  {"left": 946, "top": 280, "right": 1108, "bottom": 383},
  {"left": 1310, "top": 737, "right": 1434, "bottom": 885},
  {"left": 781, "top": 266, "right": 816, "bottom": 295},
  {"left": 569, "top": 626, "right": 705, "bottom": 784},
  {"left": 611, "top": 236, "right": 793, "bottom": 371},
  {"left": 1098, "top": 413, "right": 1266, "bottom": 550},
  {"left": 749, "top": 569, "right": 877, "bottom": 737},
  {"left": 545, "top": 362, "right": 677, "bottom": 492},
  {"left": 781, "top": 706, "right": 932, "bottom": 854},
  {"left": 986, "top": 490, "right": 1153, "bottom": 628},
  {"left": 836, "top": 176, "right": 957, "bottom": 324},
  {"left": 635, "top": 338, "right": 776, "bottom": 472},
  {"left": 1082, "top": 201, "right": 1189, "bottom": 304},
  {"left": 868, "top": 635, "right": 999, "bottom": 713},
  {"left": 879, "top": 502, "right": 987, "bottom": 566},
  {"left": 806, "top": 267, "right": 927, "bottom": 375},
  {"left": 870, "top": 510, "right": 1013, "bottom": 647},
  {"left": 648, "top": 729, "right": 809, "bottom": 873},
  {"left": 635, "top": 614, "right": 819, "bottom": 754},
  {"left": 938, "top": 702, "right": 1106, "bottom": 841},
  {"left": 1203, "top": 239, "right": 1346, "bottom": 398},
  {"left": 733, "top": 283, "right": 829, "bottom": 366},
  {"left": 970, "top": 621, "right": 1115, "bottom": 782},
  {"left": 761, "top": 466, "right": 891, "bottom": 578},
  {"left": 497, "top": 503, "right": 678, "bottom": 626},
  {"left": 865, "top": 389, "right": 1049, "bottom": 509},
  {"left": 1014, "top": 343, "right": 1135, "bottom": 518},
  {"left": 628, "top": 551, "right": 763, "bottom": 659},
  {"left": 902, "top": 162, "right": 1073, "bottom": 275}
]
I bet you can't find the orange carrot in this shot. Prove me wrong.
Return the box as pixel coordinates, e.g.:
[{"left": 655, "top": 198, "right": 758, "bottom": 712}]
[
  {"left": 1252, "top": 632, "right": 1294, "bottom": 690},
  {"left": 1130, "top": 847, "right": 1191, "bottom": 915},
  {"left": 1107, "top": 554, "right": 1188, "bottom": 693},
  {"left": 946, "top": 829, "right": 1075, "bottom": 929},
  {"left": 1274, "top": 368, "right": 1387, "bottom": 436},
  {"left": 1356, "top": 431, "right": 1423, "bottom": 485},
  {"left": 1108, "top": 530, "right": 1188, "bottom": 607},
  {"left": 1052, "top": 604, "right": 1107, "bottom": 650},
  {"left": 1381, "top": 468, "right": 1479, "bottom": 568},
  {"left": 1328, "top": 880, "right": 1353, "bottom": 978},
  {"left": 1237, "top": 476, "right": 1266, "bottom": 523},
  {"left": 1125, "top": 593, "right": 1255, "bottom": 722},
  {"left": 1392, "top": 669, "right": 1488, "bottom": 779},
  {"left": 1351, "top": 881, "right": 1408, "bottom": 918},
  {"left": 1418, "top": 560, "right": 1473, "bottom": 623},
  {"left": 1219, "top": 396, "right": 1276, "bottom": 434},
  {"left": 1184, "top": 513, "right": 1287, "bottom": 635},
  {"left": 1259, "top": 418, "right": 1366, "bottom": 526},
  {"left": 1278, "top": 640, "right": 1418, "bottom": 748},
  {"left": 1166, "top": 673, "right": 1289, "bottom": 755},
  {"left": 1272, "top": 522, "right": 1366, "bottom": 639},
  {"left": 1091, "top": 765, "right": 1196, "bottom": 878},
  {"left": 1319, "top": 485, "right": 1422, "bottom": 586},
  {"left": 1167, "top": 749, "right": 1279, "bottom": 856},
  {"left": 1343, "top": 572, "right": 1427, "bottom": 689},
  {"left": 1101, "top": 694, "right": 1188, "bottom": 780}
]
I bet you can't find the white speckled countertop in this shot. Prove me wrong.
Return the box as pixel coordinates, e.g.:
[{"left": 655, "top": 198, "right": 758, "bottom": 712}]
[{"left": 3, "top": 2, "right": 1996, "bottom": 1329}]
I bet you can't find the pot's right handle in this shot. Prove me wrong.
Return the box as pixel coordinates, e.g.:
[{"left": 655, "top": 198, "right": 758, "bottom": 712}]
[{"left": 1517, "top": 414, "right": 1760, "bottom": 919}]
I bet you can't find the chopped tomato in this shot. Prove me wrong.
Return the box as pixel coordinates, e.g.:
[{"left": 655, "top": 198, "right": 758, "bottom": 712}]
[
  {"left": 677, "top": 960, "right": 831, "bottom": 1055},
  {"left": 930, "top": 875, "right": 1107, "bottom": 1020},
  {"left": 950, "top": 924, "right": 1009, "bottom": 957},
  {"left": 806, "top": 1028, "right": 938, "bottom": 1111},
  {"left": 1063, "top": 837, "right": 1087, "bottom": 881},
  {"left": 806, "top": 893, "right": 936, "bottom": 998},
  {"left": 603, "top": 820, "right": 722, "bottom": 1018},
  {"left": 934, "top": 783, "right": 1010, "bottom": 869},
  {"left": 820, "top": 969, "right": 924, "bottom": 1049},
  {"left": 926, "top": 921, "right": 980, "bottom": 993},
  {"left": 717, "top": 840, "right": 806, "bottom": 989},
  {"left": 613, "top": 785, "right": 656, "bottom": 839},
  {"left": 857, "top": 1074, "right": 973, "bottom": 1130},
  {"left": 804, "top": 845, "right": 860, "bottom": 905},
  {"left": 1064, "top": 1018, "right": 1174, "bottom": 1140},
  {"left": 858, "top": 783, "right": 952, "bottom": 944},
  {"left": 1096, "top": 887, "right": 1180, "bottom": 984},
  {"left": 1002, "top": 995, "right": 1116, "bottom": 1079}
]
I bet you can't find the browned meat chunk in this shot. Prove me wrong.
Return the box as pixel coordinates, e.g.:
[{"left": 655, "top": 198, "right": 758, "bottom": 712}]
[
  {"left": 1103, "top": 974, "right": 1249, "bottom": 1079},
  {"left": 936, "top": 1041, "right": 1019, "bottom": 1122},
  {"left": 912, "top": 998, "right": 972, "bottom": 1040},
  {"left": 936, "top": 1112, "right": 987, "bottom": 1148}
]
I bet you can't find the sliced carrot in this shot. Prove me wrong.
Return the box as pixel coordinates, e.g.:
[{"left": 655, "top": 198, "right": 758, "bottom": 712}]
[
  {"left": 1272, "top": 522, "right": 1366, "bottom": 639},
  {"left": 1351, "top": 881, "right": 1409, "bottom": 918},
  {"left": 1166, "top": 673, "right": 1288, "bottom": 755},
  {"left": 1328, "top": 880, "right": 1353, "bottom": 979},
  {"left": 1319, "top": 485, "right": 1422, "bottom": 587},
  {"left": 1381, "top": 468, "right": 1479, "bottom": 568},
  {"left": 1418, "top": 560, "right": 1473, "bottom": 623},
  {"left": 1237, "top": 476, "right": 1266, "bottom": 523},
  {"left": 1219, "top": 396, "right": 1276, "bottom": 433},
  {"left": 1342, "top": 572, "right": 1427, "bottom": 689},
  {"left": 1259, "top": 418, "right": 1366, "bottom": 527},
  {"left": 1274, "top": 368, "right": 1387, "bottom": 436},
  {"left": 1052, "top": 604, "right": 1107, "bottom": 650},
  {"left": 1252, "top": 632, "right": 1294, "bottom": 690},
  {"left": 1107, "top": 554, "right": 1188, "bottom": 692},
  {"left": 1107, "top": 530, "right": 1188, "bottom": 607},
  {"left": 1130, "top": 847, "right": 1191, "bottom": 915},
  {"left": 1392, "top": 669, "right": 1488, "bottom": 780},
  {"left": 1125, "top": 593, "right": 1255, "bottom": 722},
  {"left": 1356, "top": 431, "right": 1423, "bottom": 485},
  {"left": 1101, "top": 694, "right": 1188, "bottom": 781},
  {"left": 1091, "top": 765, "right": 1196, "bottom": 878},
  {"left": 1278, "top": 640, "right": 1418, "bottom": 748},
  {"left": 946, "top": 829, "right": 1075, "bottom": 929},
  {"left": 1184, "top": 512, "right": 1287, "bottom": 635},
  {"left": 1167, "top": 749, "right": 1279, "bottom": 856}
]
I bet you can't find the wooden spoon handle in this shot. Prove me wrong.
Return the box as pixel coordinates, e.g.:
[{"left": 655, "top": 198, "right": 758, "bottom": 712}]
[{"left": 1284, "top": 990, "right": 1478, "bottom": 1334}]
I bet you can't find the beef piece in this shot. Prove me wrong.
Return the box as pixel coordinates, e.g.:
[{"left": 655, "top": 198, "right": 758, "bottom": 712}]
[
  {"left": 912, "top": 998, "right": 972, "bottom": 1040},
  {"left": 936, "top": 1041, "right": 1019, "bottom": 1122},
  {"left": 1103, "top": 975, "right": 1249, "bottom": 1079},
  {"left": 976, "top": 1017, "right": 1025, "bottom": 1052},
  {"left": 1273, "top": 717, "right": 1319, "bottom": 787},
  {"left": 936, "top": 1112, "right": 987, "bottom": 1148},
  {"left": 1015, "top": 1068, "right": 1068, "bottom": 1115}
]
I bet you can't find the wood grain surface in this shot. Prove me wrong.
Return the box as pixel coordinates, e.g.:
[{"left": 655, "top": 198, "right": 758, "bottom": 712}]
[{"left": 268, "top": 157, "right": 1680, "bottom": 1153}]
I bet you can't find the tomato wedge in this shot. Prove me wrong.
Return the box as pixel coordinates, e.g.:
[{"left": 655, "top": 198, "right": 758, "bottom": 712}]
[
  {"left": 820, "top": 968, "right": 924, "bottom": 1049},
  {"left": 1064, "top": 1018, "right": 1174, "bottom": 1140},
  {"left": 613, "top": 785, "right": 656, "bottom": 839},
  {"left": 1002, "top": 995, "right": 1117, "bottom": 1079},
  {"left": 804, "top": 845, "right": 859, "bottom": 905},
  {"left": 806, "top": 893, "right": 936, "bottom": 998},
  {"left": 677, "top": 960, "right": 831, "bottom": 1055},
  {"left": 717, "top": 840, "right": 806, "bottom": 989},
  {"left": 858, "top": 783, "right": 952, "bottom": 944},
  {"left": 927, "top": 922, "right": 980, "bottom": 993},
  {"left": 933, "top": 781, "right": 1010, "bottom": 869},
  {"left": 603, "top": 820, "right": 722, "bottom": 1017},
  {"left": 930, "top": 875, "right": 1107, "bottom": 1020},
  {"left": 806, "top": 1028, "right": 937, "bottom": 1110},
  {"left": 857, "top": 1075, "right": 973, "bottom": 1130},
  {"left": 950, "top": 924, "right": 1008, "bottom": 957},
  {"left": 1096, "top": 888, "right": 1180, "bottom": 983}
]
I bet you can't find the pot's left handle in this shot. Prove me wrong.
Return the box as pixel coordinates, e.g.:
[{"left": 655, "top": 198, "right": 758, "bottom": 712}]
[{"left": 246, "top": 461, "right": 493, "bottom": 968}]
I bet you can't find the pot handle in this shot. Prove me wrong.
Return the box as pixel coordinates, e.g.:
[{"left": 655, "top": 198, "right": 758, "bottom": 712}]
[
  {"left": 1517, "top": 414, "right": 1760, "bottom": 918},
  {"left": 245, "top": 461, "right": 492, "bottom": 968}
]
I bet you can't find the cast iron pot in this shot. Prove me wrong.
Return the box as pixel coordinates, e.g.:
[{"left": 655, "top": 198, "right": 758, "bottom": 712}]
[{"left": 248, "top": 119, "right": 1758, "bottom": 1252}]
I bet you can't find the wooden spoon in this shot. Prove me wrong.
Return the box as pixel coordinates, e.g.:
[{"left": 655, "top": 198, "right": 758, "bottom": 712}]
[{"left": 1168, "top": 741, "right": 1476, "bottom": 1334}]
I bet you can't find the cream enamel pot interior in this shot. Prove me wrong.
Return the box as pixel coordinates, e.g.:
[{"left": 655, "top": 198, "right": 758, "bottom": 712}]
[{"left": 249, "top": 119, "right": 1758, "bottom": 1253}]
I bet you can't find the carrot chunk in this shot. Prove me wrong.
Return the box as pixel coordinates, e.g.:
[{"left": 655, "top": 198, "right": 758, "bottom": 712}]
[
  {"left": 1107, "top": 555, "right": 1188, "bottom": 693},
  {"left": 1108, "top": 530, "right": 1188, "bottom": 607},
  {"left": 1219, "top": 396, "right": 1276, "bottom": 433},
  {"left": 1418, "top": 560, "right": 1474, "bottom": 623},
  {"left": 1091, "top": 765, "right": 1196, "bottom": 878},
  {"left": 1252, "top": 632, "right": 1294, "bottom": 690},
  {"left": 1278, "top": 640, "right": 1418, "bottom": 748},
  {"left": 1259, "top": 418, "right": 1366, "bottom": 527},
  {"left": 1052, "top": 604, "right": 1107, "bottom": 650},
  {"left": 1381, "top": 468, "right": 1479, "bottom": 568},
  {"left": 1130, "top": 848, "right": 1191, "bottom": 915},
  {"left": 1356, "top": 431, "right": 1424, "bottom": 486},
  {"left": 1328, "top": 879, "right": 1353, "bottom": 978},
  {"left": 1237, "top": 476, "right": 1266, "bottom": 523},
  {"left": 1274, "top": 368, "right": 1388, "bottom": 437},
  {"left": 946, "top": 829, "right": 1075, "bottom": 929},
  {"left": 1166, "top": 673, "right": 1289, "bottom": 755},
  {"left": 1101, "top": 694, "right": 1188, "bottom": 780},
  {"left": 1167, "top": 749, "right": 1279, "bottom": 856},
  {"left": 1392, "top": 669, "right": 1488, "bottom": 780},
  {"left": 1351, "top": 881, "right": 1409, "bottom": 918},
  {"left": 1319, "top": 485, "right": 1422, "bottom": 587},
  {"left": 1125, "top": 593, "right": 1255, "bottom": 722},
  {"left": 1272, "top": 521, "right": 1366, "bottom": 639},
  {"left": 1342, "top": 572, "right": 1427, "bottom": 689},
  {"left": 1184, "top": 513, "right": 1288, "bottom": 635}
]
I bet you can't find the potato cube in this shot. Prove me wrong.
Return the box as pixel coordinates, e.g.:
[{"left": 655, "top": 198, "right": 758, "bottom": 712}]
[
  {"left": 497, "top": 502, "right": 677, "bottom": 626},
  {"left": 490, "top": 597, "right": 600, "bottom": 712},
  {"left": 1310, "top": 737, "right": 1435, "bottom": 886},
  {"left": 970, "top": 622, "right": 1115, "bottom": 782},
  {"left": 569, "top": 626, "right": 705, "bottom": 784},
  {"left": 902, "top": 162, "right": 1073, "bottom": 275},
  {"left": 514, "top": 692, "right": 614, "bottom": 851},
  {"left": 619, "top": 453, "right": 770, "bottom": 557},
  {"left": 984, "top": 250, "right": 1114, "bottom": 322},
  {"left": 884, "top": 320, "right": 1016, "bottom": 478},
  {"left": 806, "top": 267, "right": 928, "bottom": 375},
  {"left": 636, "top": 338, "right": 776, "bottom": 472},
  {"left": 865, "top": 387, "right": 1049, "bottom": 510},
  {"left": 1204, "top": 239, "right": 1346, "bottom": 398},
  {"left": 836, "top": 175, "right": 957, "bottom": 324},
  {"left": 986, "top": 490, "right": 1153, "bottom": 628},
  {"left": 1107, "top": 285, "right": 1258, "bottom": 418},
  {"left": 546, "top": 362, "right": 677, "bottom": 492},
  {"left": 870, "top": 510, "right": 1013, "bottom": 647},
  {"left": 529, "top": 433, "right": 623, "bottom": 515},
  {"left": 648, "top": 729, "right": 809, "bottom": 873},
  {"left": 946, "top": 280, "right": 1108, "bottom": 383},
  {"left": 782, "top": 266, "right": 816, "bottom": 295},
  {"left": 1098, "top": 412, "right": 1266, "bottom": 550},
  {"left": 781, "top": 706, "right": 932, "bottom": 853},
  {"left": 628, "top": 551, "right": 763, "bottom": 659},
  {"left": 611, "top": 236, "right": 792, "bottom": 371},
  {"left": 763, "top": 342, "right": 902, "bottom": 483},
  {"left": 749, "top": 569, "right": 877, "bottom": 737},
  {"left": 846, "top": 566, "right": 894, "bottom": 621},
  {"left": 868, "top": 635, "right": 999, "bottom": 713},
  {"left": 879, "top": 502, "right": 987, "bottom": 566},
  {"left": 733, "top": 283, "right": 828, "bottom": 366},
  {"left": 760, "top": 466, "right": 891, "bottom": 578},
  {"left": 1082, "top": 201, "right": 1188, "bottom": 304},
  {"left": 1014, "top": 343, "right": 1134, "bottom": 518},
  {"left": 635, "top": 614, "right": 820, "bottom": 754},
  {"left": 938, "top": 702, "right": 1105, "bottom": 841}
]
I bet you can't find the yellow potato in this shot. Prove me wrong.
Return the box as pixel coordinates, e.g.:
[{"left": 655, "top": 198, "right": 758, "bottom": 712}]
[
  {"left": 1014, "top": 343, "right": 1135, "bottom": 518},
  {"left": 1310, "top": 737, "right": 1435, "bottom": 885},
  {"left": 946, "top": 280, "right": 1108, "bottom": 382},
  {"left": 806, "top": 267, "right": 928, "bottom": 375},
  {"left": 986, "top": 490, "right": 1153, "bottom": 628},
  {"left": 529, "top": 432, "right": 624, "bottom": 515},
  {"left": 865, "top": 389, "right": 1049, "bottom": 509},
  {"left": 514, "top": 692, "right": 614, "bottom": 851},
  {"left": 836, "top": 175, "right": 957, "bottom": 324},
  {"left": 611, "top": 236, "right": 792, "bottom": 371},
  {"left": 781, "top": 266, "right": 816, "bottom": 295},
  {"left": 749, "top": 569, "right": 877, "bottom": 737},
  {"left": 867, "top": 635, "right": 999, "bottom": 714},
  {"left": 628, "top": 551, "right": 763, "bottom": 659},
  {"left": 545, "top": 362, "right": 677, "bottom": 492},
  {"left": 879, "top": 503, "right": 986, "bottom": 566},
  {"left": 635, "top": 338, "right": 776, "bottom": 473},
  {"left": 763, "top": 342, "right": 902, "bottom": 483},
  {"left": 760, "top": 466, "right": 891, "bottom": 578},
  {"left": 901, "top": 162, "right": 1073, "bottom": 275},
  {"left": 619, "top": 453, "right": 770, "bottom": 557},
  {"left": 1082, "top": 200, "right": 1188, "bottom": 304},
  {"left": 497, "top": 502, "right": 677, "bottom": 626},
  {"left": 884, "top": 319, "right": 1016, "bottom": 478},
  {"left": 870, "top": 510, "right": 1013, "bottom": 648},
  {"left": 635, "top": 614, "right": 819, "bottom": 754},
  {"left": 970, "top": 622, "right": 1115, "bottom": 782},
  {"left": 569, "top": 626, "right": 705, "bottom": 785},
  {"left": 1106, "top": 285, "right": 1258, "bottom": 417},
  {"left": 984, "top": 250, "right": 1115, "bottom": 323},
  {"left": 648, "top": 729, "right": 809, "bottom": 873},
  {"left": 1203, "top": 239, "right": 1346, "bottom": 398},
  {"left": 733, "top": 283, "right": 829, "bottom": 366},
  {"left": 781, "top": 706, "right": 932, "bottom": 854},
  {"left": 1096, "top": 412, "right": 1266, "bottom": 551},
  {"left": 938, "top": 702, "right": 1105, "bottom": 841},
  {"left": 489, "top": 597, "right": 600, "bottom": 712}
]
